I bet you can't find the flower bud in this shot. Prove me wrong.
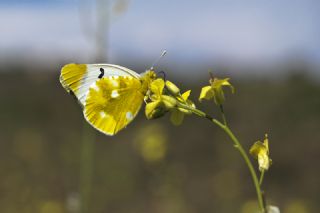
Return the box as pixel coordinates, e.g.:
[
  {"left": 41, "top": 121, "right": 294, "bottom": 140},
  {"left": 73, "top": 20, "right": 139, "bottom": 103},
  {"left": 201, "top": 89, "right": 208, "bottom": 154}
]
[{"left": 165, "top": 80, "right": 180, "bottom": 95}]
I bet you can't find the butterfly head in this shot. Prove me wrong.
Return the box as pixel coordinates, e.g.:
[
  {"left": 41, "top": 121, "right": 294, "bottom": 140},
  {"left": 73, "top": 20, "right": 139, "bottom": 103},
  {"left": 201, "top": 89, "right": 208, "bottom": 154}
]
[{"left": 140, "top": 69, "right": 157, "bottom": 92}]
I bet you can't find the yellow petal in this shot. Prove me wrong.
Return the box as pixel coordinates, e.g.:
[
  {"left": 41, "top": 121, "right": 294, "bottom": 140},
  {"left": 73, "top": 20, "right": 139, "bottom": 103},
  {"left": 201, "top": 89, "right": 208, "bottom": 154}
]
[
  {"left": 213, "top": 87, "right": 225, "bottom": 105},
  {"left": 181, "top": 90, "right": 191, "bottom": 100},
  {"left": 212, "top": 78, "right": 235, "bottom": 94},
  {"left": 170, "top": 109, "right": 185, "bottom": 126},
  {"left": 199, "top": 86, "right": 214, "bottom": 101},
  {"left": 250, "top": 140, "right": 271, "bottom": 171},
  {"left": 249, "top": 141, "right": 265, "bottom": 159},
  {"left": 258, "top": 151, "right": 270, "bottom": 171},
  {"left": 150, "top": 78, "right": 165, "bottom": 95},
  {"left": 145, "top": 101, "right": 163, "bottom": 119}
]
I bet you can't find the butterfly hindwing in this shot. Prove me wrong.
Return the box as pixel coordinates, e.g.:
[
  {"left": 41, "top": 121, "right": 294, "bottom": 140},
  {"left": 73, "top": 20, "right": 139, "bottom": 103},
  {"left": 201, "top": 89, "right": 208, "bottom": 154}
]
[
  {"left": 83, "top": 76, "right": 144, "bottom": 135},
  {"left": 60, "top": 63, "right": 140, "bottom": 106}
]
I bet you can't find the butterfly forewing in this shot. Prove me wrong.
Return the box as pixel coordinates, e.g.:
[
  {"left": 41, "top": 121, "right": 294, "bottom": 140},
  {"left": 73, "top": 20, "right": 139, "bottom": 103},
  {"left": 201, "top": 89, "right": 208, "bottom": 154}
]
[
  {"left": 83, "top": 76, "right": 144, "bottom": 135},
  {"left": 60, "top": 63, "right": 140, "bottom": 106}
]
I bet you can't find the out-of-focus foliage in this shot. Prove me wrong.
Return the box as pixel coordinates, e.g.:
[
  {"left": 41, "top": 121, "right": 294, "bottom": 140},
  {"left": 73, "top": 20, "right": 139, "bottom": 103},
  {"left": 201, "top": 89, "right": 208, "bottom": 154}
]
[
  {"left": 134, "top": 123, "right": 168, "bottom": 163},
  {"left": 0, "top": 65, "right": 319, "bottom": 213}
]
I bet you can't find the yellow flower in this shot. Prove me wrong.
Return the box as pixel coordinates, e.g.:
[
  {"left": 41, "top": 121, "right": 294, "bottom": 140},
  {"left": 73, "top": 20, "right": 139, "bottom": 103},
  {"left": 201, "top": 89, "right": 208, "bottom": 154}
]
[
  {"left": 199, "top": 77, "right": 234, "bottom": 105},
  {"left": 145, "top": 101, "right": 167, "bottom": 119},
  {"left": 170, "top": 90, "right": 195, "bottom": 125},
  {"left": 145, "top": 78, "right": 196, "bottom": 125},
  {"left": 145, "top": 78, "right": 177, "bottom": 119},
  {"left": 249, "top": 134, "right": 272, "bottom": 171}
]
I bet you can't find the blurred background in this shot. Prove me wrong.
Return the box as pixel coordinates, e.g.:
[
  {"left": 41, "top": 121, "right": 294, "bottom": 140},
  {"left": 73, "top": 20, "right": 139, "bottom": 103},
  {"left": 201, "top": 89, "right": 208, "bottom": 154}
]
[{"left": 0, "top": 0, "right": 319, "bottom": 212}]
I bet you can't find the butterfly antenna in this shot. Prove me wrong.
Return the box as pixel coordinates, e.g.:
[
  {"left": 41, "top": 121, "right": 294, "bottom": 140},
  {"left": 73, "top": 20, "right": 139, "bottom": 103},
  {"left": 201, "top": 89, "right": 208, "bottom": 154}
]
[
  {"left": 149, "top": 50, "right": 167, "bottom": 71},
  {"left": 157, "top": 70, "right": 167, "bottom": 81}
]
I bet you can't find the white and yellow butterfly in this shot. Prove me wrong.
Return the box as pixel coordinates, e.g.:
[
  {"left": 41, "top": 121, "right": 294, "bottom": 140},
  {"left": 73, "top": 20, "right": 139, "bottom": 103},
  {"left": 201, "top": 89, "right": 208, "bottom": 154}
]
[{"left": 60, "top": 63, "right": 156, "bottom": 135}]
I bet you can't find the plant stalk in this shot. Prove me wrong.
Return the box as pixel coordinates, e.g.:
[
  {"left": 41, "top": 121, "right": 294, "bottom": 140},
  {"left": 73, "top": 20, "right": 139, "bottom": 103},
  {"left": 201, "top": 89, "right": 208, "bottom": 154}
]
[
  {"left": 177, "top": 103, "right": 265, "bottom": 212},
  {"left": 259, "top": 170, "right": 265, "bottom": 186},
  {"left": 212, "top": 120, "right": 265, "bottom": 212}
]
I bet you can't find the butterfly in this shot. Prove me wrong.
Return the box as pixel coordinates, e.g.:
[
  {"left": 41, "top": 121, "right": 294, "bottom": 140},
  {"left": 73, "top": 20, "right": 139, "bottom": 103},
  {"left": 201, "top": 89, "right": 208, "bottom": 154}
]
[{"left": 60, "top": 63, "right": 156, "bottom": 135}]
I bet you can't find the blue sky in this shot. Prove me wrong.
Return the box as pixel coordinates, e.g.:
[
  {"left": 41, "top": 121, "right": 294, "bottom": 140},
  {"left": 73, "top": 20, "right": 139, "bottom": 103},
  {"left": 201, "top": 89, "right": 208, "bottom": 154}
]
[{"left": 0, "top": 0, "right": 319, "bottom": 74}]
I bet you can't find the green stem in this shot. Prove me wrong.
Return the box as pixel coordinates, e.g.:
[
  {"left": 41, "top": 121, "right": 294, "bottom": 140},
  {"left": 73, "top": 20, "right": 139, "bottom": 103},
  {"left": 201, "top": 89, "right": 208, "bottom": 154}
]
[
  {"left": 177, "top": 102, "right": 208, "bottom": 118},
  {"left": 219, "top": 104, "right": 227, "bottom": 126},
  {"left": 259, "top": 170, "right": 265, "bottom": 186},
  {"left": 176, "top": 103, "right": 265, "bottom": 212},
  {"left": 213, "top": 121, "right": 265, "bottom": 212}
]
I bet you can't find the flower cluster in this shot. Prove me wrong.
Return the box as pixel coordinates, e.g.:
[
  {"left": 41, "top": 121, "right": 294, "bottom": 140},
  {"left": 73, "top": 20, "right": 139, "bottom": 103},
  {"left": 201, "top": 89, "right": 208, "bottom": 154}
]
[
  {"left": 145, "top": 78, "right": 195, "bottom": 125},
  {"left": 145, "top": 75, "right": 235, "bottom": 125}
]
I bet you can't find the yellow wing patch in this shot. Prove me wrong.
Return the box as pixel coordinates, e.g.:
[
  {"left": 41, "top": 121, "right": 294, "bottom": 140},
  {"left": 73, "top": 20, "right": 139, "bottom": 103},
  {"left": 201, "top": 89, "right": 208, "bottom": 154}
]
[
  {"left": 84, "top": 76, "right": 145, "bottom": 135},
  {"left": 60, "top": 64, "right": 87, "bottom": 95}
]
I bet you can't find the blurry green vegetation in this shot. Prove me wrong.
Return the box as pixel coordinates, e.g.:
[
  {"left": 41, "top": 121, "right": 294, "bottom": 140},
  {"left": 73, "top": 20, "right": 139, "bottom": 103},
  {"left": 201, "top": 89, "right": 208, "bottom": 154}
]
[{"left": 0, "top": 65, "right": 319, "bottom": 213}]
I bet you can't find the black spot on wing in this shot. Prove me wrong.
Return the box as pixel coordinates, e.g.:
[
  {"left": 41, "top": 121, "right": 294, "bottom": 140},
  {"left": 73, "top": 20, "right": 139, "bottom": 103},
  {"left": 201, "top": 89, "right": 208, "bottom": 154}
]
[{"left": 98, "top": 68, "right": 104, "bottom": 79}]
